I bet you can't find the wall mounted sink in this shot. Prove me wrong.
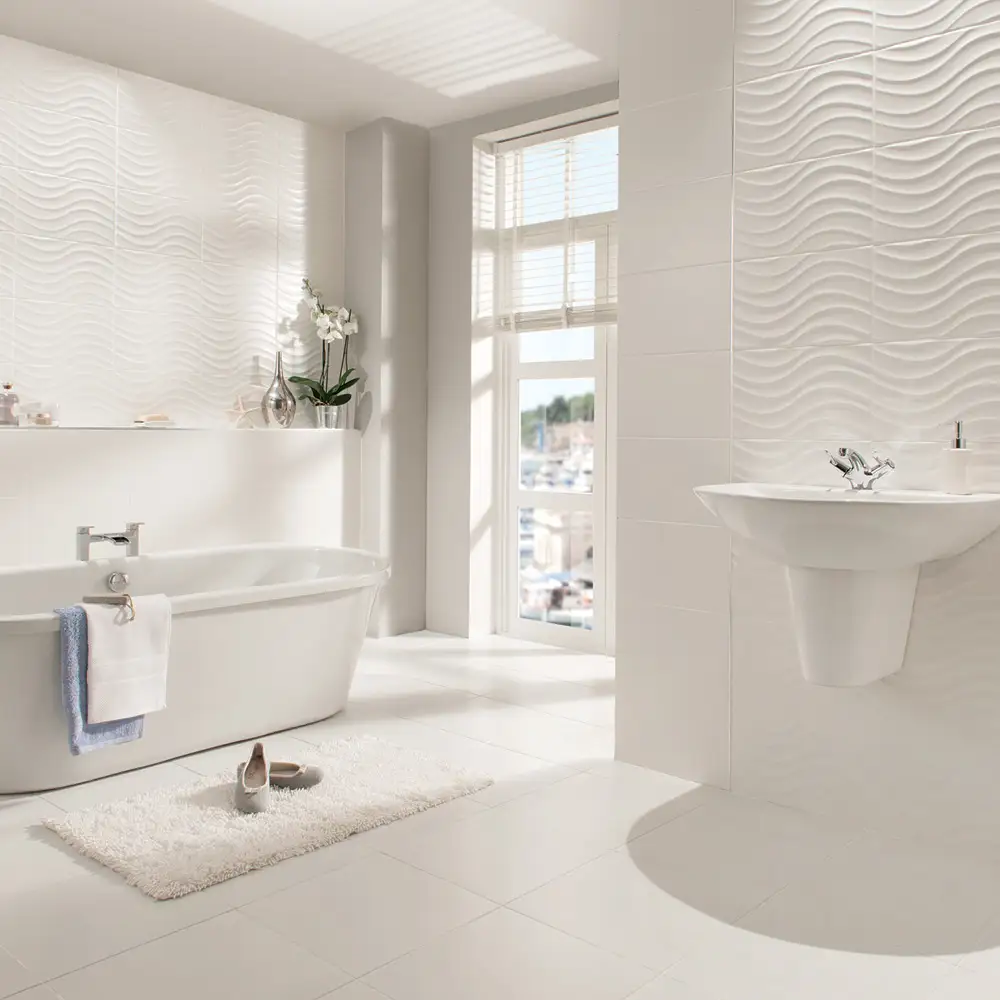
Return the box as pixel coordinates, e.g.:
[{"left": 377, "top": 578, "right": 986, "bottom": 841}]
[{"left": 695, "top": 484, "right": 1000, "bottom": 687}]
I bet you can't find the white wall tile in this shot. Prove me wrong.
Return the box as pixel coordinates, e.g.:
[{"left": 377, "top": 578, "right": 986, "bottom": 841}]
[
  {"left": 616, "top": 603, "right": 731, "bottom": 787},
  {"left": 619, "top": 351, "right": 731, "bottom": 440},
  {"left": 621, "top": 176, "right": 733, "bottom": 274},
  {"left": 620, "top": 0, "right": 734, "bottom": 109},
  {"left": 0, "top": 101, "right": 14, "bottom": 168},
  {"left": 618, "top": 438, "right": 731, "bottom": 525},
  {"left": 731, "top": 539, "right": 790, "bottom": 621},
  {"left": 874, "top": 0, "right": 1000, "bottom": 47},
  {"left": 618, "top": 521, "right": 731, "bottom": 614},
  {"left": 872, "top": 338, "right": 1000, "bottom": 443},
  {"left": 622, "top": 90, "right": 733, "bottom": 191},
  {"left": 875, "top": 22, "right": 1000, "bottom": 146},
  {"left": 735, "top": 151, "right": 873, "bottom": 261},
  {"left": 735, "top": 55, "right": 873, "bottom": 172},
  {"left": 735, "top": 0, "right": 873, "bottom": 83},
  {"left": 0, "top": 168, "right": 14, "bottom": 232},
  {"left": 619, "top": 264, "right": 731, "bottom": 356},
  {"left": 14, "top": 173, "right": 115, "bottom": 245},
  {"left": 875, "top": 129, "right": 1000, "bottom": 245},
  {"left": 733, "top": 345, "right": 875, "bottom": 440},
  {"left": 0, "top": 233, "right": 12, "bottom": 297},
  {"left": 14, "top": 236, "right": 114, "bottom": 305},
  {"left": 16, "top": 43, "right": 117, "bottom": 123},
  {"left": 731, "top": 439, "right": 862, "bottom": 486},
  {"left": 0, "top": 35, "right": 342, "bottom": 426},
  {"left": 0, "top": 296, "right": 11, "bottom": 363},
  {"left": 874, "top": 234, "right": 1000, "bottom": 342},
  {"left": 116, "top": 190, "right": 202, "bottom": 259},
  {"left": 16, "top": 108, "right": 115, "bottom": 185},
  {"left": 734, "top": 247, "right": 872, "bottom": 350}
]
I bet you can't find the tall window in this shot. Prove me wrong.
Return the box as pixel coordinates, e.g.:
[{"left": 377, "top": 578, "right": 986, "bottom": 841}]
[{"left": 493, "top": 119, "right": 618, "bottom": 651}]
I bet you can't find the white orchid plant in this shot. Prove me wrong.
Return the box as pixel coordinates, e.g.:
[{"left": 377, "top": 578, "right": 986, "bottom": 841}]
[{"left": 289, "top": 278, "right": 360, "bottom": 408}]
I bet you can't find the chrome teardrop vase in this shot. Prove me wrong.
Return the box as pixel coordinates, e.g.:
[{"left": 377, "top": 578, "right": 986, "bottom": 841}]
[{"left": 261, "top": 351, "right": 297, "bottom": 428}]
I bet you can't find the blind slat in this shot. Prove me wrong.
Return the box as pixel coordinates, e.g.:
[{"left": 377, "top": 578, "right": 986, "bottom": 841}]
[{"left": 496, "top": 124, "right": 618, "bottom": 333}]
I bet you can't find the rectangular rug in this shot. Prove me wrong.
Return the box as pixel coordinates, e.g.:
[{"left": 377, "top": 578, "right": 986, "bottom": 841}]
[{"left": 43, "top": 735, "right": 492, "bottom": 899}]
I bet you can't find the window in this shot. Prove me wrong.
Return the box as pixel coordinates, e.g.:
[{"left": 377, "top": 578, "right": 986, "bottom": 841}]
[{"left": 492, "top": 119, "right": 618, "bottom": 651}]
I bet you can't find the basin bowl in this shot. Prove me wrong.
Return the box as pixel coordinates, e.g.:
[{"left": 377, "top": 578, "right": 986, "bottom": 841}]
[{"left": 695, "top": 483, "right": 1000, "bottom": 686}]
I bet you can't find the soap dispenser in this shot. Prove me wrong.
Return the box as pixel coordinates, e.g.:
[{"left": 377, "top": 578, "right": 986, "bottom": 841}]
[
  {"left": 943, "top": 420, "right": 972, "bottom": 495},
  {"left": 0, "top": 383, "right": 19, "bottom": 428}
]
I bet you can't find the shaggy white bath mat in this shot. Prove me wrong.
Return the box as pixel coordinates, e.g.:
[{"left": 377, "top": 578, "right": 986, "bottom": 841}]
[{"left": 43, "top": 735, "right": 492, "bottom": 900}]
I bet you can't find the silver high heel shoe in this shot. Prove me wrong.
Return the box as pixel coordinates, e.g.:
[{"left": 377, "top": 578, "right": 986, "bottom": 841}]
[{"left": 234, "top": 742, "right": 270, "bottom": 814}]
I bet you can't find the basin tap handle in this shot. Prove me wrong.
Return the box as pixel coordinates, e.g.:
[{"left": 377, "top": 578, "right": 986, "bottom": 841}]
[{"left": 827, "top": 450, "right": 853, "bottom": 476}]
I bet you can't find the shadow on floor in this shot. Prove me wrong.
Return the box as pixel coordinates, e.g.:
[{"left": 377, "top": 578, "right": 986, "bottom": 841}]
[{"left": 627, "top": 793, "right": 1000, "bottom": 959}]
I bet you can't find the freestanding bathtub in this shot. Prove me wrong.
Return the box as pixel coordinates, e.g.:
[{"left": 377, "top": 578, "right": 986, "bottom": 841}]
[{"left": 0, "top": 544, "right": 389, "bottom": 793}]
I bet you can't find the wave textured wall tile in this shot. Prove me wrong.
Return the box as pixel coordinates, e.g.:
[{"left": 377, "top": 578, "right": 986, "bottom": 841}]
[
  {"left": 735, "top": 0, "right": 872, "bottom": 83},
  {"left": 735, "top": 55, "right": 873, "bottom": 171},
  {"left": 875, "top": 22, "right": 1000, "bottom": 146},
  {"left": 0, "top": 33, "right": 344, "bottom": 426},
  {"left": 874, "top": 0, "right": 1000, "bottom": 46}
]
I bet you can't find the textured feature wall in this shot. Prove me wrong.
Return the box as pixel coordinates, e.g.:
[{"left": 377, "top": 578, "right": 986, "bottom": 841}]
[
  {"left": 618, "top": 0, "right": 1000, "bottom": 848},
  {"left": 0, "top": 33, "right": 344, "bottom": 427}
]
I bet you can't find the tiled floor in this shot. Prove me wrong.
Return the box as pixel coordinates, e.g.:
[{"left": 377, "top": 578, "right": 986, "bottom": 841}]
[{"left": 3, "top": 633, "right": 1000, "bottom": 998}]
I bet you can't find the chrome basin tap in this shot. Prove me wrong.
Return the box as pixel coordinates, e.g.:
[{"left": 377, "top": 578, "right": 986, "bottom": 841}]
[
  {"left": 76, "top": 523, "right": 142, "bottom": 561},
  {"left": 826, "top": 448, "right": 895, "bottom": 491}
]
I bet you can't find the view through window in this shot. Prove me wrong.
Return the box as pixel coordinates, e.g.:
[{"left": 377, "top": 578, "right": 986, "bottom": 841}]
[{"left": 494, "top": 119, "right": 618, "bottom": 648}]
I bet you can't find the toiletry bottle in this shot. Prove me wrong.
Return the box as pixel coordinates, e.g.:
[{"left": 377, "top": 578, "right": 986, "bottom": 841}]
[
  {"left": 943, "top": 420, "right": 972, "bottom": 495},
  {"left": 0, "top": 383, "right": 19, "bottom": 428}
]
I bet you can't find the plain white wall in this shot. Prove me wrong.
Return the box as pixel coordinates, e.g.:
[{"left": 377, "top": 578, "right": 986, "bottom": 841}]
[
  {"left": 346, "top": 119, "right": 430, "bottom": 636},
  {"left": 425, "top": 83, "right": 619, "bottom": 638},
  {"left": 618, "top": 0, "right": 1000, "bottom": 851},
  {"left": 0, "top": 31, "right": 345, "bottom": 428},
  {"left": 0, "top": 429, "right": 361, "bottom": 566}
]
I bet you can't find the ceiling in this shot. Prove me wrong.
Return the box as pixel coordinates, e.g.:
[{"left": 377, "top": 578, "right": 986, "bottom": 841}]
[{"left": 0, "top": 0, "right": 619, "bottom": 129}]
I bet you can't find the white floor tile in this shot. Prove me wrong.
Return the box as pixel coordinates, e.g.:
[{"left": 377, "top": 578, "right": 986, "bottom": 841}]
[
  {"left": 627, "top": 977, "right": 722, "bottom": 1000},
  {"left": 930, "top": 968, "right": 997, "bottom": 998},
  {"left": 40, "top": 761, "right": 199, "bottom": 812},
  {"left": 322, "top": 984, "right": 392, "bottom": 1000},
  {"left": 382, "top": 770, "right": 706, "bottom": 903},
  {"left": 0, "top": 871, "right": 228, "bottom": 980},
  {"left": 625, "top": 794, "right": 855, "bottom": 924},
  {"left": 511, "top": 850, "right": 725, "bottom": 971},
  {"left": 49, "top": 911, "right": 350, "bottom": 1000},
  {"left": 292, "top": 713, "right": 578, "bottom": 804},
  {"left": 0, "top": 946, "right": 41, "bottom": 999},
  {"left": 6, "top": 988, "right": 61, "bottom": 1000},
  {"left": 0, "top": 828, "right": 98, "bottom": 897},
  {"left": 740, "top": 832, "right": 1000, "bottom": 963},
  {"left": 352, "top": 794, "right": 489, "bottom": 852},
  {"left": 241, "top": 853, "right": 495, "bottom": 977},
  {"left": 414, "top": 695, "right": 614, "bottom": 766},
  {"left": 668, "top": 921, "right": 953, "bottom": 1000},
  {"left": 0, "top": 796, "right": 64, "bottom": 837},
  {"left": 363, "top": 908, "right": 654, "bottom": 1000}
]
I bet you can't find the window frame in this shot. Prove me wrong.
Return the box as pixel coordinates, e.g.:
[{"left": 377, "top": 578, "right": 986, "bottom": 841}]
[{"left": 492, "top": 117, "right": 618, "bottom": 653}]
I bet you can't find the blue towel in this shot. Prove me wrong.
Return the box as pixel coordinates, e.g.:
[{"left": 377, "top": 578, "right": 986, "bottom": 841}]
[{"left": 57, "top": 606, "right": 144, "bottom": 755}]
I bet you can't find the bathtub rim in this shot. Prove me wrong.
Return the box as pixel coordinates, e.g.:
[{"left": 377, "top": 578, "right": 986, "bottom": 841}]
[{"left": 0, "top": 542, "right": 390, "bottom": 635}]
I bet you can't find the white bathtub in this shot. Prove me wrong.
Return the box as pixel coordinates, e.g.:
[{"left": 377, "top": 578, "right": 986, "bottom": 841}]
[{"left": 0, "top": 544, "right": 389, "bottom": 793}]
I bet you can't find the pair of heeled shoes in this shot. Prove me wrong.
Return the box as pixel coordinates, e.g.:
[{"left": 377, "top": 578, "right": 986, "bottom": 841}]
[{"left": 234, "top": 741, "right": 323, "bottom": 814}]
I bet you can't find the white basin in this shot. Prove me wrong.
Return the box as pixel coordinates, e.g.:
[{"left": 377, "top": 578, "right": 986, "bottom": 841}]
[{"left": 695, "top": 483, "right": 1000, "bottom": 687}]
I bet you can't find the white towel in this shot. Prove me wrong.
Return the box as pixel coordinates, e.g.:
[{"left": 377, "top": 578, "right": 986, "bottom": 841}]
[{"left": 83, "top": 595, "right": 171, "bottom": 724}]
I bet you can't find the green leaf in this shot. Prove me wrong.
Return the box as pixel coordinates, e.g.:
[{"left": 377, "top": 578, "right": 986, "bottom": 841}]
[
  {"left": 334, "top": 377, "right": 360, "bottom": 392},
  {"left": 331, "top": 394, "right": 351, "bottom": 406},
  {"left": 288, "top": 376, "right": 325, "bottom": 393}
]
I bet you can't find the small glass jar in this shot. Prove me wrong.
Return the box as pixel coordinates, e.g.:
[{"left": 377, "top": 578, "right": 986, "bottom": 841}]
[{"left": 0, "top": 383, "right": 20, "bottom": 427}]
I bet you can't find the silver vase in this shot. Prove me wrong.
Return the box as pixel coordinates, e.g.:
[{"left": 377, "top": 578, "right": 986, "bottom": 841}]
[
  {"left": 261, "top": 351, "right": 296, "bottom": 428},
  {"left": 314, "top": 404, "right": 347, "bottom": 429}
]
